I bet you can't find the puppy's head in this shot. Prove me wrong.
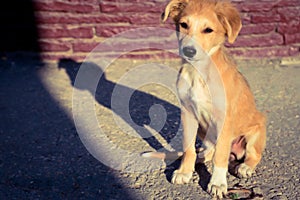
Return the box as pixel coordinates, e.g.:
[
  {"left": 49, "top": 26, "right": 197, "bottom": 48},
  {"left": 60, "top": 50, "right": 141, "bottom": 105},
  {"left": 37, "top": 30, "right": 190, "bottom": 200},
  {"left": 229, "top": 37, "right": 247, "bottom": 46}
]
[{"left": 162, "top": 0, "right": 242, "bottom": 60}]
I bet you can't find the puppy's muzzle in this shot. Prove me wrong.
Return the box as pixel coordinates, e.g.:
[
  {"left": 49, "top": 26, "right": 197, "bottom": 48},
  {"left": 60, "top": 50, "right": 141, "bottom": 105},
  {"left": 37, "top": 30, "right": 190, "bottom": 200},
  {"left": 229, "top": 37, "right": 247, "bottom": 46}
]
[{"left": 182, "top": 46, "right": 197, "bottom": 58}]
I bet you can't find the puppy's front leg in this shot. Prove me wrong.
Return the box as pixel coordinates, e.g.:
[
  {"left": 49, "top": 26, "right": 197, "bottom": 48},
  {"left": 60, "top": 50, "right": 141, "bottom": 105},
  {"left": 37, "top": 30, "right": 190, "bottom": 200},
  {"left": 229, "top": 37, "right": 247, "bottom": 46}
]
[
  {"left": 207, "top": 123, "right": 232, "bottom": 198},
  {"left": 171, "top": 106, "right": 198, "bottom": 184}
]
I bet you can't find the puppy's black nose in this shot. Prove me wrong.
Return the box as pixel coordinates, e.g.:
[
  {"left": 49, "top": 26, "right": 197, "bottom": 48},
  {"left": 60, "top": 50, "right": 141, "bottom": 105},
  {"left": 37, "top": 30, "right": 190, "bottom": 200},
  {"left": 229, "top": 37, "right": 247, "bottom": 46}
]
[{"left": 182, "top": 46, "right": 196, "bottom": 58}]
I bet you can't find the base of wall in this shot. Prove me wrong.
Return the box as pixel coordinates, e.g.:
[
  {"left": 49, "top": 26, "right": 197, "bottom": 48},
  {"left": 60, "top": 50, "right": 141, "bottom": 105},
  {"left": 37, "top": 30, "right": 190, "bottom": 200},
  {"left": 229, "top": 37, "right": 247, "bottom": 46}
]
[{"left": 1, "top": 51, "right": 299, "bottom": 68}]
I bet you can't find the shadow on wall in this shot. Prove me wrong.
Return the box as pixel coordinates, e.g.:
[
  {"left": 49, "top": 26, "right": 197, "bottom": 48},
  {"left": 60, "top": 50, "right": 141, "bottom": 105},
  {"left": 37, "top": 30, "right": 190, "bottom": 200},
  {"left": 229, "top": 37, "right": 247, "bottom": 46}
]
[{"left": 0, "top": 0, "right": 40, "bottom": 52}]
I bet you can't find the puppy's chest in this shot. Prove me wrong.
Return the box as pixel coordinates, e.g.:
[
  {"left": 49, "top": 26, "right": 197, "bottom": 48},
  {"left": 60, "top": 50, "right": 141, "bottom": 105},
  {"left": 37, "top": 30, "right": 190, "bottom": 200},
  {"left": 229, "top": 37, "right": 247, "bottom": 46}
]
[{"left": 177, "top": 66, "right": 212, "bottom": 124}]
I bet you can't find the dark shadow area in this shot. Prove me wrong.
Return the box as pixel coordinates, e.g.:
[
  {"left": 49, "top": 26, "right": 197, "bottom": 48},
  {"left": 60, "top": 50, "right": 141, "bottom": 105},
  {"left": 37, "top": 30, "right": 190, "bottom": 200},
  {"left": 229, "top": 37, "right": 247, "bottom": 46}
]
[
  {"left": 0, "top": 1, "right": 138, "bottom": 198},
  {"left": 58, "top": 58, "right": 181, "bottom": 150},
  {"left": 163, "top": 160, "right": 181, "bottom": 183},
  {"left": 164, "top": 161, "right": 211, "bottom": 191},
  {"left": 195, "top": 163, "right": 211, "bottom": 192},
  {"left": 228, "top": 159, "right": 245, "bottom": 178},
  {"left": 0, "top": 60, "right": 136, "bottom": 198},
  {"left": 0, "top": 0, "right": 40, "bottom": 52}
]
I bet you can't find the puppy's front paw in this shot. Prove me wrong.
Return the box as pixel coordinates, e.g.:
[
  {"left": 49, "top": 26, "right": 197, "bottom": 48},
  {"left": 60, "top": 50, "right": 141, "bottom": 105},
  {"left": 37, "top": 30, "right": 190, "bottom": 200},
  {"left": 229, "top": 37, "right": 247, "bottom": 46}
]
[
  {"left": 236, "top": 163, "right": 253, "bottom": 178},
  {"left": 207, "top": 182, "right": 227, "bottom": 199},
  {"left": 171, "top": 170, "right": 193, "bottom": 184},
  {"left": 207, "top": 167, "right": 228, "bottom": 198}
]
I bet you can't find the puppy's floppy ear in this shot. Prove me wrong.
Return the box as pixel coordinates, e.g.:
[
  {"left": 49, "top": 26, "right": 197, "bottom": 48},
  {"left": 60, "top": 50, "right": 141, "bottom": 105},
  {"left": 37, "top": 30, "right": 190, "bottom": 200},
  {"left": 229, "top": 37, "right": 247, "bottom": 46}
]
[
  {"left": 161, "top": 0, "right": 188, "bottom": 23},
  {"left": 216, "top": 1, "right": 242, "bottom": 44}
]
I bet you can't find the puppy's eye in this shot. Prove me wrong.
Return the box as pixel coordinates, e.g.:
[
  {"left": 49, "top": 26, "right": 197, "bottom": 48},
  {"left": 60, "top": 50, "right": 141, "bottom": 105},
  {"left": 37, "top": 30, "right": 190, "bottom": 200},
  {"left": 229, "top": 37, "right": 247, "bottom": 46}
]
[
  {"left": 180, "top": 22, "right": 188, "bottom": 29},
  {"left": 203, "top": 27, "right": 213, "bottom": 33}
]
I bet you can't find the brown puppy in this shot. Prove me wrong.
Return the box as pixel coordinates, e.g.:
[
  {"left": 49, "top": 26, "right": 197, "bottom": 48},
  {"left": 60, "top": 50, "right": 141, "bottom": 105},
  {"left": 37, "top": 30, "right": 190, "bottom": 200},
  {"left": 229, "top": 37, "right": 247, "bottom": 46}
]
[{"left": 145, "top": 0, "right": 266, "bottom": 198}]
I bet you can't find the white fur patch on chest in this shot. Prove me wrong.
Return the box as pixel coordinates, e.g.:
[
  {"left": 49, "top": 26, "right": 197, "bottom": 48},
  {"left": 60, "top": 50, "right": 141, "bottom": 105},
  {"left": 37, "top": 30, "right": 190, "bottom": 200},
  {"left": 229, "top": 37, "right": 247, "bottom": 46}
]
[{"left": 177, "top": 65, "right": 212, "bottom": 128}]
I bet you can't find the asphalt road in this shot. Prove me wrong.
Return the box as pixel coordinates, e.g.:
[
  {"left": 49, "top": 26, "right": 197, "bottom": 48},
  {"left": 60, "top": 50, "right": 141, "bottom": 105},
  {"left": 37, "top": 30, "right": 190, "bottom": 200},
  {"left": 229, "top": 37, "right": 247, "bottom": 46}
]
[{"left": 0, "top": 56, "right": 299, "bottom": 199}]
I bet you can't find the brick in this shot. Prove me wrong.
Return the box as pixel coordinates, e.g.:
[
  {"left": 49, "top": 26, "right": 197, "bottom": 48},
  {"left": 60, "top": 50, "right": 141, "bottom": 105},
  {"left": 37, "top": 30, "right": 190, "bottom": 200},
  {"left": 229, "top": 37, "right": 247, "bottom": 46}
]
[
  {"left": 96, "top": 14, "right": 131, "bottom": 23},
  {"left": 129, "top": 13, "right": 161, "bottom": 25},
  {"left": 72, "top": 42, "right": 98, "bottom": 52},
  {"left": 227, "top": 48, "right": 246, "bottom": 57},
  {"left": 96, "top": 25, "right": 174, "bottom": 38},
  {"left": 229, "top": 46, "right": 299, "bottom": 58},
  {"left": 100, "top": 1, "right": 163, "bottom": 13},
  {"left": 277, "top": 7, "right": 300, "bottom": 22},
  {"left": 240, "top": 23, "right": 275, "bottom": 35},
  {"left": 241, "top": 13, "right": 251, "bottom": 25},
  {"left": 119, "top": 26, "right": 176, "bottom": 39},
  {"left": 65, "top": 0, "right": 98, "bottom": 3},
  {"left": 241, "top": 2, "right": 275, "bottom": 12},
  {"left": 35, "top": 12, "right": 130, "bottom": 24},
  {"left": 95, "top": 50, "right": 179, "bottom": 60},
  {"left": 101, "top": 0, "right": 162, "bottom": 3},
  {"left": 116, "top": 50, "right": 179, "bottom": 59},
  {"left": 228, "top": 33, "right": 284, "bottom": 48},
  {"left": 278, "top": 21, "right": 300, "bottom": 34},
  {"left": 34, "top": 1, "right": 98, "bottom": 13},
  {"left": 73, "top": 39, "right": 177, "bottom": 53},
  {"left": 251, "top": 11, "right": 281, "bottom": 23},
  {"left": 39, "top": 40, "right": 71, "bottom": 52},
  {"left": 162, "top": 23, "right": 177, "bottom": 30},
  {"left": 119, "top": 53, "right": 157, "bottom": 59},
  {"left": 39, "top": 26, "right": 94, "bottom": 39},
  {"left": 96, "top": 26, "right": 138, "bottom": 37},
  {"left": 276, "top": 0, "right": 300, "bottom": 7},
  {"left": 289, "top": 46, "right": 300, "bottom": 56},
  {"left": 285, "top": 33, "right": 300, "bottom": 44}
]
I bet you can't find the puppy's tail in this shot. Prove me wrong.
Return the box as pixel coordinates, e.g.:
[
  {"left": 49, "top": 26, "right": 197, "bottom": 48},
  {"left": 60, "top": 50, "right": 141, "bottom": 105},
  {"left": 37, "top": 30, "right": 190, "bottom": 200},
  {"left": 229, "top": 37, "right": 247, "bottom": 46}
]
[
  {"left": 141, "top": 124, "right": 184, "bottom": 160},
  {"left": 141, "top": 151, "right": 183, "bottom": 160},
  {"left": 142, "top": 148, "right": 214, "bottom": 164}
]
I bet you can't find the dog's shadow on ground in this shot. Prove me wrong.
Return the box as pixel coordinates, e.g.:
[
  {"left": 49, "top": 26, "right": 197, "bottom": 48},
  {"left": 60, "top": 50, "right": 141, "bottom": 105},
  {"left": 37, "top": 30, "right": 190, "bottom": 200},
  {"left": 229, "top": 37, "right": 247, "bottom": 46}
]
[
  {"left": 59, "top": 58, "right": 213, "bottom": 191},
  {"left": 58, "top": 58, "right": 181, "bottom": 151},
  {"left": 164, "top": 161, "right": 211, "bottom": 192},
  {"left": 196, "top": 163, "right": 211, "bottom": 191}
]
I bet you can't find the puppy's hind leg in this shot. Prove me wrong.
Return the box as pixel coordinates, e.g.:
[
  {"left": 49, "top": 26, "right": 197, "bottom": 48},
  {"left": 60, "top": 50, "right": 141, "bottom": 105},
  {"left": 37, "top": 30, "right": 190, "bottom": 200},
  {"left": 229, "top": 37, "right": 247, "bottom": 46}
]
[{"left": 237, "top": 121, "right": 266, "bottom": 178}]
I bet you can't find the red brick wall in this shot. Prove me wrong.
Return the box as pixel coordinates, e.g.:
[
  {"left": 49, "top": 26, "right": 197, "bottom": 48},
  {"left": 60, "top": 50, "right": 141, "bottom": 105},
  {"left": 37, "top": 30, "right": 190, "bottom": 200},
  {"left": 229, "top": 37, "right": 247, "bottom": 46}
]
[{"left": 32, "top": 0, "right": 300, "bottom": 61}]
